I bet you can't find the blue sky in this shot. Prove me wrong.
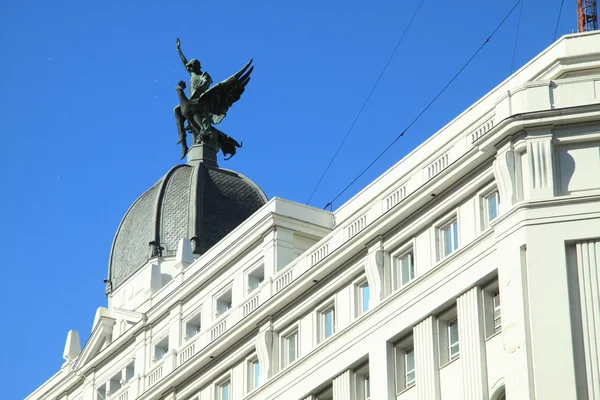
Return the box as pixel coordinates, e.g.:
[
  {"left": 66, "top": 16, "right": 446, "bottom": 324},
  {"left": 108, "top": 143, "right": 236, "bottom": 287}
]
[{"left": 0, "top": 0, "right": 578, "bottom": 398}]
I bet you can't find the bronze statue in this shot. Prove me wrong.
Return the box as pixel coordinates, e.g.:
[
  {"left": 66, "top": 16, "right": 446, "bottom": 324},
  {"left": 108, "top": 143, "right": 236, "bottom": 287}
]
[{"left": 174, "top": 38, "right": 252, "bottom": 160}]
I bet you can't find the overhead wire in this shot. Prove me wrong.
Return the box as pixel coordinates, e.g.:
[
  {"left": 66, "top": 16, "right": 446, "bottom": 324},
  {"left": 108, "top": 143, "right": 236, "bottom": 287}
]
[
  {"left": 553, "top": 0, "right": 566, "bottom": 40},
  {"left": 511, "top": 0, "right": 525, "bottom": 73},
  {"left": 322, "top": 0, "right": 523, "bottom": 210},
  {"left": 305, "top": 0, "right": 426, "bottom": 206}
]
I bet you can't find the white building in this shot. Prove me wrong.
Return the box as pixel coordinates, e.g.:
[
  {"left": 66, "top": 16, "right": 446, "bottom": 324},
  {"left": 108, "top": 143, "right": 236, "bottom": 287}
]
[{"left": 28, "top": 31, "right": 600, "bottom": 400}]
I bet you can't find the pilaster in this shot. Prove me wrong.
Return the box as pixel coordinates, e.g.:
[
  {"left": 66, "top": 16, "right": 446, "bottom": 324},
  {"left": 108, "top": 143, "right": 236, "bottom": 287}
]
[
  {"left": 413, "top": 316, "right": 441, "bottom": 400},
  {"left": 368, "top": 341, "right": 396, "bottom": 400},
  {"left": 493, "top": 139, "right": 517, "bottom": 214},
  {"left": 169, "top": 302, "right": 183, "bottom": 352},
  {"left": 255, "top": 319, "right": 278, "bottom": 385},
  {"left": 574, "top": 240, "right": 600, "bottom": 400},
  {"left": 332, "top": 369, "right": 354, "bottom": 400},
  {"left": 525, "top": 127, "right": 554, "bottom": 200},
  {"left": 457, "top": 287, "right": 488, "bottom": 400}
]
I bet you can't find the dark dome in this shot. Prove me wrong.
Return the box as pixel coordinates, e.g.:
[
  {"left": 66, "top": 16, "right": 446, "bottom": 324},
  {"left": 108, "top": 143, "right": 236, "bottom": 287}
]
[{"left": 106, "top": 145, "right": 267, "bottom": 294}]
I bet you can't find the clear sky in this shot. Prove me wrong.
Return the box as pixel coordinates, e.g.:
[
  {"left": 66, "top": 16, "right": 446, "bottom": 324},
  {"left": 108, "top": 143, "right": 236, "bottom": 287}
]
[{"left": 0, "top": 0, "right": 579, "bottom": 398}]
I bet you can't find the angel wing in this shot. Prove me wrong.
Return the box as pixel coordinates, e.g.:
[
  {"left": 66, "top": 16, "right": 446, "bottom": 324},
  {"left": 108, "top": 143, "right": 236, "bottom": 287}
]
[{"left": 196, "top": 59, "right": 253, "bottom": 124}]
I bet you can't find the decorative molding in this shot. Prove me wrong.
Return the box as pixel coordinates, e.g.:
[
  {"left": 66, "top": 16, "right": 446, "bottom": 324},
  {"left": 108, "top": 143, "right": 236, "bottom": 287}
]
[
  {"left": 384, "top": 184, "right": 407, "bottom": 212},
  {"left": 526, "top": 127, "right": 555, "bottom": 199},
  {"left": 310, "top": 241, "right": 330, "bottom": 266},
  {"left": 346, "top": 214, "right": 367, "bottom": 239},
  {"left": 332, "top": 369, "right": 354, "bottom": 400},
  {"left": 493, "top": 141, "right": 517, "bottom": 214},
  {"left": 364, "top": 247, "right": 385, "bottom": 308},
  {"left": 427, "top": 152, "right": 449, "bottom": 180},
  {"left": 255, "top": 328, "right": 276, "bottom": 385},
  {"left": 471, "top": 116, "right": 495, "bottom": 143}
]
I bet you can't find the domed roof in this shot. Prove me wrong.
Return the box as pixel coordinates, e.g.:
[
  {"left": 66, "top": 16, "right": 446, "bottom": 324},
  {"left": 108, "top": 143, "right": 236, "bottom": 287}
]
[{"left": 106, "top": 145, "right": 268, "bottom": 294}]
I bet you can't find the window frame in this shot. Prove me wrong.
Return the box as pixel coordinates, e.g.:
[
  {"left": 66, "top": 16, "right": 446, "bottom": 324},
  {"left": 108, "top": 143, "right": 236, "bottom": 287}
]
[
  {"left": 214, "top": 284, "right": 233, "bottom": 319},
  {"left": 354, "top": 363, "right": 370, "bottom": 400},
  {"left": 478, "top": 183, "right": 500, "bottom": 230},
  {"left": 152, "top": 335, "right": 169, "bottom": 363},
  {"left": 183, "top": 309, "right": 202, "bottom": 341},
  {"left": 215, "top": 374, "right": 232, "bottom": 400},
  {"left": 438, "top": 307, "right": 459, "bottom": 366},
  {"left": 316, "top": 300, "right": 336, "bottom": 344},
  {"left": 246, "top": 354, "right": 260, "bottom": 393},
  {"left": 404, "top": 347, "right": 416, "bottom": 388},
  {"left": 394, "top": 334, "right": 415, "bottom": 394},
  {"left": 436, "top": 216, "right": 459, "bottom": 260},
  {"left": 245, "top": 262, "right": 265, "bottom": 295},
  {"left": 483, "top": 280, "right": 502, "bottom": 339},
  {"left": 392, "top": 243, "right": 416, "bottom": 291},
  {"left": 353, "top": 276, "right": 371, "bottom": 318},
  {"left": 280, "top": 325, "right": 299, "bottom": 369}
]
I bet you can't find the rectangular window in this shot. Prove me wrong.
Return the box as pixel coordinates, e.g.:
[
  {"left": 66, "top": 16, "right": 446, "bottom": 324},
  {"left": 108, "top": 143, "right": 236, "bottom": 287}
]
[
  {"left": 394, "top": 251, "right": 415, "bottom": 289},
  {"left": 356, "top": 281, "right": 370, "bottom": 316},
  {"left": 439, "top": 219, "right": 459, "bottom": 259},
  {"left": 394, "top": 335, "right": 414, "bottom": 393},
  {"left": 215, "top": 286, "right": 233, "bottom": 317},
  {"left": 153, "top": 336, "right": 169, "bottom": 362},
  {"left": 486, "top": 191, "right": 499, "bottom": 222},
  {"left": 248, "top": 358, "right": 260, "bottom": 391},
  {"left": 404, "top": 348, "right": 415, "bottom": 387},
  {"left": 448, "top": 319, "right": 460, "bottom": 361},
  {"left": 493, "top": 292, "right": 501, "bottom": 333},
  {"left": 247, "top": 264, "right": 265, "bottom": 293},
  {"left": 281, "top": 329, "right": 298, "bottom": 368},
  {"left": 184, "top": 313, "right": 201, "bottom": 340},
  {"left": 365, "top": 375, "right": 371, "bottom": 400},
  {"left": 483, "top": 281, "right": 502, "bottom": 338},
  {"left": 217, "top": 380, "right": 231, "bottom": 400},
  {"left": 319, "top": 305, "right": 335, "bottom": 343}
]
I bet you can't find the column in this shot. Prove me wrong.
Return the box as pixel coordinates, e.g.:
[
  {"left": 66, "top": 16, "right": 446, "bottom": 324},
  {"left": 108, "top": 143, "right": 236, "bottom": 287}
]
[
  {"left": 333, "top": 369, "right": 354, "bottom": 400},
  {"left": 457, "top": 287, "right": 488, "bottom": 400},
  {"left": 262, "top": 227, "right": 294, "bottom": 278},
  {"left": 525, "top": 127, "right": 554, "bottom": 200},
  {"left": 574, "top": 240, "right": 600, "bottom": 400},
  {"left": 168, "top": 302, "right": 183, "bottom": 352},
  {"left": 413, "top": 316, "right": 441, "bottom": 400},
  {"left": 368, "top": 341, "right": 395, "bottom": 400}
]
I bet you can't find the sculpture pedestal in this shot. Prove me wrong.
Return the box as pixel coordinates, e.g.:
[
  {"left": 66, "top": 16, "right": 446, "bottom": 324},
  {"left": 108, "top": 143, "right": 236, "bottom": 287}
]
[{"left": 187, "top": 144, "right": 218, "bottom": 167}]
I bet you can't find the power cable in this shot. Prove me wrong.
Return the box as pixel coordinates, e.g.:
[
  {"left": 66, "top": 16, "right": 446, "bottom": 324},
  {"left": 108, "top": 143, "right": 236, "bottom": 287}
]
[
  {"left": 553, "top": 0, "right": 566, "bottom": 40},
  {"left": 305, "top": 0, "right": 426, "bottom": 205},
  {"left": 511, "top": 0, "right": 525, "bottom": 73},
  {"left": 322, "top": 0, "right": 523, "bottom": 210}
]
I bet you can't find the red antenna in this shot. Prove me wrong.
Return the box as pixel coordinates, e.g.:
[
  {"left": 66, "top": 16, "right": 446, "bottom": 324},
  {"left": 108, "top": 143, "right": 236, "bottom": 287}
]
[{"left": 578, "top": 0, "right": 598, "bottom": 32}]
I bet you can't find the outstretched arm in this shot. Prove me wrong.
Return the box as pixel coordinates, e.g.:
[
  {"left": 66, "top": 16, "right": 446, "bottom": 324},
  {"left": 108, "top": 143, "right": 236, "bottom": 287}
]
[{"left": 176, "top": 38, "right": 190, "bottom": 75}]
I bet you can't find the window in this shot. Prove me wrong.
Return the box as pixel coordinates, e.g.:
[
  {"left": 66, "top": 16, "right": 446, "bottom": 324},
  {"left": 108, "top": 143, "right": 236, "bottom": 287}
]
[
  {"left": 438, "top": 307, "right": 459, "bottom": 365},
  {"left": 281, "top": 328, "right": 299, "bottom": 368},
  {"left": 448, "top": 319, "right": 460, "bottom": 361},
  {"left": 318, "top": 304, "right": 335, "bottom": 343},
  {"left": 356, "top": 280, "right": 370, "bottom": 316},
  {"left": 153, "top": 336, "right": 169, "bottom": 362},
  {"left": 481, "top": 189, "right": 499, "bottom": 229},
  {"left": 438, "top": 219, "right": 459, "bottom": 259},
  {"left": 404, "top": 348, "right": 415, "bottom": 387},
  {"left": 184, "top": 313, "right": 201, "bottom": 340},
  {"left": 483, "top": 281, "right": 502, "bottom": 338},
  {"left": 394, "top": 335, "right": 415, "bottom": 393},
  {"left": 215, "top": 286, "right": 233, "bottom": 317},
  {"left": 125, "top": 361, "right": 135, "bottom": 381},
  {"left": 248, "top": 358, "right": 260, "bottom": 392},
  {"left": 247, "top": 263, "right": 265, "bottom": 293},
  {"left": 355, "top": 364, "right": 370, "bottom": 400},
  {"left": 216, "top": 379, "right": 231, "bottom": 400},
  {"left": 394, "top": 250, "right": 415, "bottom": 290}
]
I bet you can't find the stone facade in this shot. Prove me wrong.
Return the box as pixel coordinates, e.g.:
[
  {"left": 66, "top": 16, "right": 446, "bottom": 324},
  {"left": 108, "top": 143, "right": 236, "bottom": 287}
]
[{"left": 27, "top": 31, "right": 600, "bottom": 400}]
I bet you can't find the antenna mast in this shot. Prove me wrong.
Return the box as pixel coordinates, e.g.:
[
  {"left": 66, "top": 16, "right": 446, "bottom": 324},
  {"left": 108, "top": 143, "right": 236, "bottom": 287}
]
[{"left": 578, "top": 0, "right": 598, "bottom": 31}]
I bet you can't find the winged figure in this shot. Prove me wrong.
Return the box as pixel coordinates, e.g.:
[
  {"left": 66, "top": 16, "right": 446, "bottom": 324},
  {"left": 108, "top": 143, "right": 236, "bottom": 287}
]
[{"left": 174, "top": 38, "right": 253, "bottom": 160}]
